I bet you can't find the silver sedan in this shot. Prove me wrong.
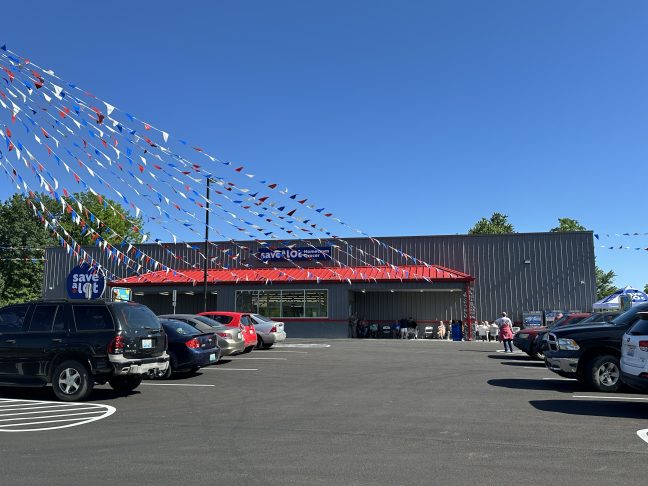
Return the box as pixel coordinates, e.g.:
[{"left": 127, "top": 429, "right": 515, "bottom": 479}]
[
  {"left": 158, "top": 314, "right": 246, "bottom": 356},
  {"left": 250, "top": 314, "right": 287, "bottom": 349}
]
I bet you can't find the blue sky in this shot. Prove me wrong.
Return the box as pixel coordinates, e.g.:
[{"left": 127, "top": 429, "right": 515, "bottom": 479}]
[{"left": 1, "top": 0, "right": 647, "bottom": 288}]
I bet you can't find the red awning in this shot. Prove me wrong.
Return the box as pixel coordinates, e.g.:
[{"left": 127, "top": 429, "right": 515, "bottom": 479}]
[{"left": 109, "top": 265, "right": 473, "bottom": 287}]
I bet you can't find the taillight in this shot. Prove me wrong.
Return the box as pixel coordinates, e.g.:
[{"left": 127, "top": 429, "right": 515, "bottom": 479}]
[
  {"left": 270, "top": 326, "right": 276, "bottom": 333},
  {"left": 108, "top": 335, "right": 124, "bottom": 354},
  {"left": 216, "top": 332, "right": 228, "bottom": 338},
  {"left": 639, "top": 340, "right": 648, "bottom": 351},
  {"left": 186, "top": 338, "right": 200, "bottom": 349}
]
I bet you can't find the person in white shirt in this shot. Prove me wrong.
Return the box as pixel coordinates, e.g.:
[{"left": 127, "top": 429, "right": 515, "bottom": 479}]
[{"left": 495, "top": 312, "right": 514, "bottom": 352}]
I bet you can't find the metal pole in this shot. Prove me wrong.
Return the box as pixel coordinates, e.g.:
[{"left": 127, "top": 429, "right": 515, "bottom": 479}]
[{"left": 203, "top": 178, "right": 211, "bottom": 312}]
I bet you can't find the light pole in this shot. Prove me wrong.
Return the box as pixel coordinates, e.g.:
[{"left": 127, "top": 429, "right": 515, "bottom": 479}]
[{"left": 203, "top": 177, "right": 214, "bottom": 312}]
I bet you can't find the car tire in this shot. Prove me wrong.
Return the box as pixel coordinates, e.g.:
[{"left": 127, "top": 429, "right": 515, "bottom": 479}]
[
  {"left": 109, "top": 375, "right": 143, "bottom": 393},
  {"left": 159, "top": 362, "right": 173, "bottom": 380},
  {"left": 243, "top": 346, "right": 254, "bottom": 354},
  {"left": 586, "top": 354, "right": 621, "bottom": 393},
  {"left": 529, "top": 346, "right": 544, "bottom": 361},
  {"left": 255, "top": 337, "right": 264, "bottom": 350},
  {"left": 52, "top": 360, "right": 94, "bottom": 402}
]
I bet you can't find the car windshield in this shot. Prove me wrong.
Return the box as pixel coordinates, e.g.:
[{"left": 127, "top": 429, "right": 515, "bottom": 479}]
[
  {"left": 195, "top": 316, "right": 228, "bottom": 331},
  {"left": 204, "top": 314, "right": 233, "bottom": 325},
  {"left": 547, "top": 315, "right": 570, "bottom": 329},
  {"left": 112, "top": 303, "right": 162, "bottom": 331},
  {"left": 578, "top": 313, "right": 619, "bottom": 325},
  {"left": 161, "top": 320, "right": 200, "bottom": 336},
  {"left": 253, "top": 314, "right": 273, "bottom": 323},
  {"left": 628, "top": 316, "right": 648, "bottom": 335},
  {"left": 612, "top": 304, "right": 648, "bottom": 327}
]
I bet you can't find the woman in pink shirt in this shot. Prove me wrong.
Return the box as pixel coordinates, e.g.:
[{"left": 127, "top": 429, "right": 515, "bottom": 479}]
[{"left": 496, "top": 312, "right": 514, "bottom": 352}]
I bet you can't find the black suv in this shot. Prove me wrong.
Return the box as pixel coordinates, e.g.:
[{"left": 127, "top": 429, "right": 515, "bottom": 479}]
[
  {"left": 544, "top": 303, "right": 648, "bottom": 392},
  {"left": 0, "top": 299, "right": 169, "bottom": 401}
]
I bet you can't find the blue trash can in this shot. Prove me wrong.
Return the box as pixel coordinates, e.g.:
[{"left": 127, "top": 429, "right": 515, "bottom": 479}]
[{"left": 451, "top": 323, "right": 463, "bottom": 341}]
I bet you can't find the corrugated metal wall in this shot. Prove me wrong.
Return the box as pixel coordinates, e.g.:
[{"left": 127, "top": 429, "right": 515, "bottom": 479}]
[{"left": 43, "top": 232, "right": 596, "bottom": 323}]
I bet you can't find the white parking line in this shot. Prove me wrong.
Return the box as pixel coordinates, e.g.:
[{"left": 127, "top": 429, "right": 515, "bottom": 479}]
[
  {"left": 0, "top": 399, "right": 115, "bottom": 432},
  {"left": 274, "top": 343, "right": 330, "bottom": 348},
  {"left": 228, "top": 357, "right": 287, "bottom": 360},
  {"left": 263, "top": 351, "right": 308, "bottom": 354},
  {"left": 140, "top": 383, "right": 215, "bottom": 387},
  {"left": 522, "top": 366, "right": 547, "bottom": 370},
  {"left": 542, "top": 377, "right": 576, "bottom": 381},
  {"left": 572, "top": 395, "right": 648, "bottom": 401},
  {"left": 638, "top": 429, "right": 648, "bottom": 445},
  {"left": 203, "top": 368, "right": 259, "bottom": 371}
]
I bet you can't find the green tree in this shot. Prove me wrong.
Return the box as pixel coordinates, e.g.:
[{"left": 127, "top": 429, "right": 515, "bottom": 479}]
[
  {"left": 595, "top": 267, "right": 617, "bottom": 300},
  {"left": 551, "top": 218, "right": 587, "bottom": 232},
  {"left": 0, "top": 192, "right": 146, "bottom": 306},
  {"left": 43, "top": 192, "right": 146, "bottom": 245},
  {"left": 0, "top": 194, "right": 53, "bottom": 306},
  {"left": 468, "top": 212, "right": 515, "bottom": 234},
  {"left": 644, "top": 283, "right": 648, "bottom": 294}
]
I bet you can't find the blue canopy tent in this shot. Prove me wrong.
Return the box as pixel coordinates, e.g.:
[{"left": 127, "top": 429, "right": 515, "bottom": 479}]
[{"left": 592, "top": 286, "right": 648, "bottom": 310}]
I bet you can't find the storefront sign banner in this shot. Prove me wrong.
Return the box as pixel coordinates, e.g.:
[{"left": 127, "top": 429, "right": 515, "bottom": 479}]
[
  {"left": 258, "top": 246, "right": 332, "bottom": 261},
  {"left": 66, "top": 264, "right": 106, "bottom": 299}
]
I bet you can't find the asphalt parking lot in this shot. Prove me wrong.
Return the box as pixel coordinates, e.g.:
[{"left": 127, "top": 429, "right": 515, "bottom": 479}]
[{"left": 1, "top": 339, "right": 647, "bottom": 485}]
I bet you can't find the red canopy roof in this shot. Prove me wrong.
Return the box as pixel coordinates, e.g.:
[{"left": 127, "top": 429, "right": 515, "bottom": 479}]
[{"left": 110, "top": 265, "right": 473, "bottom": 286}]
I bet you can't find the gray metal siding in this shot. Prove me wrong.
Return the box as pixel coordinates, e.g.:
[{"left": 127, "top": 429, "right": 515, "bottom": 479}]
[{"left": 42, "top": 232, "right": 596, "bottom": 324}]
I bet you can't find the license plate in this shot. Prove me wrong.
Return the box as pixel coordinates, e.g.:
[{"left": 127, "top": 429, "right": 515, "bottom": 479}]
[
  {"left": 141, "top": 338, "right": 153, "bottom": 349},
  {"left": 209, "top": 353, "right": 216, "bottom": 362}
]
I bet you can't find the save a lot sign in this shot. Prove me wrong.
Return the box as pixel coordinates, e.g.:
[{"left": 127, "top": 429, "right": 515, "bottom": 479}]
[{"left": 66, "top": 264, "right": 106, "bottom": 299}]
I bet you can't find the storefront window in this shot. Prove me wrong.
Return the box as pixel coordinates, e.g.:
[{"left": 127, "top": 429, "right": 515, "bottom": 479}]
[
  {"left": 236, "top": 289, "right": 327, "bottom": 318},
  {"left": 258, "top": 290, "right": 281, "bottom": 318},
  {"left": 281, "top": 291, "right": 305, "bottom": 318},
  {"left": 305, "top": 290, "right": 328, "bottom": 317},
  {"left": 236, "top": 291, "right": 256, "bottom": 313}
]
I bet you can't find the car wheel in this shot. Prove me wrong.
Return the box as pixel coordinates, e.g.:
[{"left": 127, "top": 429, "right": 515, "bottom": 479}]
[
  {"left": 109, "top": 375, "right": 143, "bottom": 393},
  {"left": 159, "top": 363, "right": 173, "bottom": 380},
  {"left": 530, "top": 346, "right": 544, "bottom": 361},
  {"left": 52, "top": 360, "right": 94, "bottom": 402},
  {"left": 262, "top": 343, "right": 274, "bottom": 350},
  {"left": 255, "top": 337, "right": 264, "bottom": 350},
  {"left": 586, "top": 354, "right": 621, "bottom": 393},
  {"left": 243, "top": 346, "right": 254, "bottom": 354}
]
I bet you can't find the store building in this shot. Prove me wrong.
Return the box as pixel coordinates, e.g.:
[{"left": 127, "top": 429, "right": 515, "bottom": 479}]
[{"left": 42, "top": 231, "right": 596, "bottom": 338}]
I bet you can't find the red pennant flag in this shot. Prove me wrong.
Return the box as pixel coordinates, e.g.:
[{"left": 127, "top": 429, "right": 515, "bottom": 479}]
[
  {"left": 298, "top": 199, "right": 307, "bottom": 204},
  {"left": 235, "top": 166, "right": 243, "bottom": 172},
  {"left": 138, "top": 165, "right": 144, "bottom": 173},
  {"left": 287, "top": 209, "right": 296, "bottom": 216},
  {"left": 40, "top": 127, "right": 50, "bottom": 138},
  {"left": 268, "top": 183, "right": 277, "bottom": 189},
  {"left": 144, "top": 123, "right": 151, "bottom": 130}
]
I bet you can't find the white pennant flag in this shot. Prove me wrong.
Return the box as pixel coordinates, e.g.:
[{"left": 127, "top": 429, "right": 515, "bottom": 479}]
[
  {"left": 104, "top": 102, "right": 115, "bottom": 116},
  {"left": 162, "top": 131, "right": 169, "bottom": 143}
]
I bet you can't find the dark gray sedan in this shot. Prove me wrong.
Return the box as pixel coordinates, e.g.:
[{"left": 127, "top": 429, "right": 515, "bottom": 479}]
[{"left": 158, "top": 314, "right": 246, "bottom": 356}]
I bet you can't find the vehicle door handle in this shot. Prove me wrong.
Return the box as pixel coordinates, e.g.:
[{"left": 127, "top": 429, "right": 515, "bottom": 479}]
[
  {"left": 51, "top": 338, "right": 63, "bottom": 343},
  {"left": 5, "top": 339, "right": 16, "bottom": 344}
]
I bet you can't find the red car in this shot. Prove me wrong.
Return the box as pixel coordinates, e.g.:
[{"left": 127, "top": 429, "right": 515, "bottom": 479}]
[{"left": 198, "top": 311, "right": 257, "bottom": 354}]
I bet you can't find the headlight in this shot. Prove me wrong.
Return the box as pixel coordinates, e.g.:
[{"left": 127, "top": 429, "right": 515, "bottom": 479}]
[
  {"left": 518, "top": 333, "right": 529, "bottom": 339},
  {"left": 558, "top": 338, "right": 580, "bottom": 351}
]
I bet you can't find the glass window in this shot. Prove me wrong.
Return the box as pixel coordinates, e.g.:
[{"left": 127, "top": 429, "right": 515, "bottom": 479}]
[
  {"left": 206, "top": 314, "right": 233, "bottom": 325},
  {"left": 305, "top": 291, "right": 328, "bottom": 318},
  {"left": 282, "top": 291, "right": 305, "bottom": 318},
  {"left": 161, "top": 320, "right": 200, "bottom": 336},
  {"left": 28, "top": 305, "right": 58, "bottom": 332},
  {"left": 236, "top": 291, "right": 256, "bottom": 313},
  {"left": 53, "top": 306, "right": 67, "bottom": 332},
  {"left": 73, "top": 305, "right": 115, "bottom": 331},
  {"left": 258, "top": 291, "right": 281, "bottom": 318},
  {"left": 0, "top": 305, "right": 29, "bottom": 332},
  {"left": 629, "top": 317, "right": 648, "bottom": 336},
  {"left": 111, "top": 303, "right": 160, "bottom": 331}
]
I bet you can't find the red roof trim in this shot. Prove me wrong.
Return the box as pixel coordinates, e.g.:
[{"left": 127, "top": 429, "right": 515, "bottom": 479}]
[{"left": 109, "top": 265, "right": 473, "bottom": 287}]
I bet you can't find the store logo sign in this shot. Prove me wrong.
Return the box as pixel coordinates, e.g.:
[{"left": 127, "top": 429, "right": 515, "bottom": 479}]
[
  {"left": 257, "top": 246, "right": 332, "bottom": 262},
  {"left": 66, "top": 264, "right": 106, "bottom": 299}
]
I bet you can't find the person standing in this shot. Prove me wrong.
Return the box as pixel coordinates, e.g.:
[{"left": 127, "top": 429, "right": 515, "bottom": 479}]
[
  {"left": 437, "top": 321, "right": 446, "bottom": 340},
  {"left": 348, "top": 312, "right": 358, "bottom": 338},
  {"left": 496, "top": 312, "right": 514, "bottom": 352},
  {"left": 399, "top": 317, "right": 409, "bottom": 339}
]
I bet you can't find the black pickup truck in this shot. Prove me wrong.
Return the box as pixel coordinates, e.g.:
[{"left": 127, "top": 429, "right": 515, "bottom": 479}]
[{"left": 544, "top": 303, "right": 648, "bottom": 392}]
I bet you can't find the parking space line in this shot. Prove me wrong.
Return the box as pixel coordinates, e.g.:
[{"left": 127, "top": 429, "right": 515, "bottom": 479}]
[
  {"left": 522, "top": 367, "right": 547, "bottom": 370},
  {"left": 572, "top": 395, "right": 648, "bottom": 401},
  {"left": 228, "top": 357, "right": 287, "bottom": 360},
  {"left": 638, "top": 429, "right": 648, "bottom": 445},
  {"left": 0, "top": 417, "right": 104, "bottom": 428},
  {"left": 263, "top": 351, "right": 308, "bottom": 354},
  {"left": 542, "top": 377, "right": 575, "bottom": 381},
  {"left": 0, "top": 406, "right": 101, "bottom": 418},
  {"left": 0, "top": 403, "right": 85, "bottom": 411},
  {"left": 204, "top": 368, "right": 259, "bottom": 371},
  {"left": 0, "top": 410, "right": 107, "bottom": 423},
  {"left": 141, "top": 383, "right": 215, "bottom": 387}
]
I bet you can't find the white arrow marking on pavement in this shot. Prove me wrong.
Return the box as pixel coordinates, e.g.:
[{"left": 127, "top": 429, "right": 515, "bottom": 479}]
[{"left": 637, "top": 429, "right": 648, "bottom": 445}]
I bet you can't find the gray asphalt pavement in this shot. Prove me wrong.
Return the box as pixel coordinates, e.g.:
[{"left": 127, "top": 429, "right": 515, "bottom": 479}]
[{"left": 1, "top": 339, "right": 647, "bottom": 485}]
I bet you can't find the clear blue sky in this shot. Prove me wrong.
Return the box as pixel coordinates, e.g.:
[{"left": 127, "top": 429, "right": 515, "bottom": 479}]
[{"left": 1, "top": 0, "right": 647, "bottom": 288}]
